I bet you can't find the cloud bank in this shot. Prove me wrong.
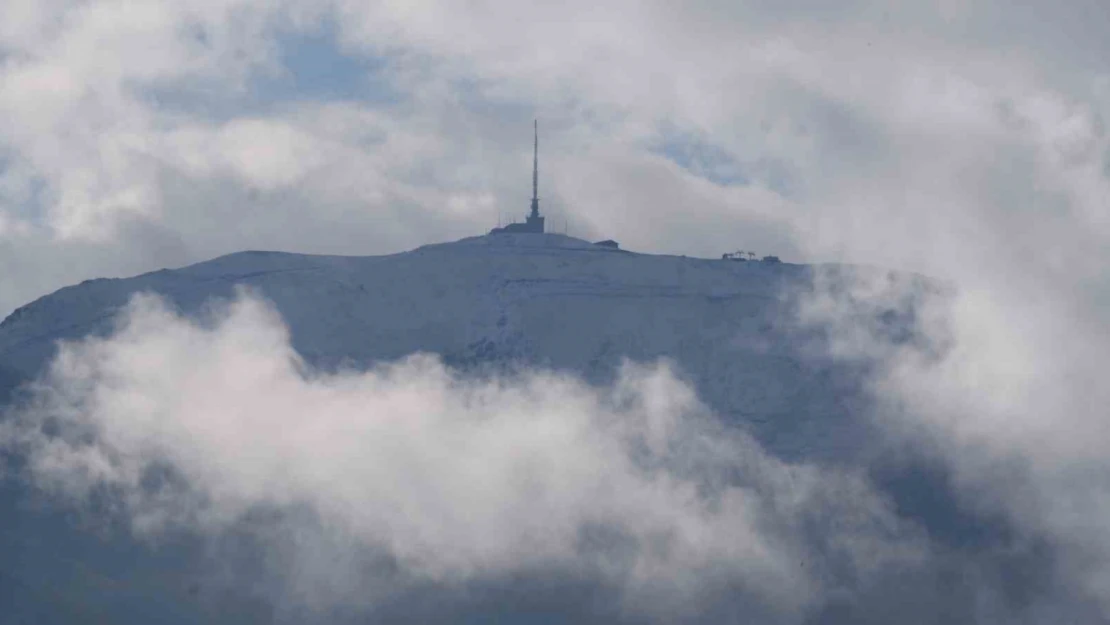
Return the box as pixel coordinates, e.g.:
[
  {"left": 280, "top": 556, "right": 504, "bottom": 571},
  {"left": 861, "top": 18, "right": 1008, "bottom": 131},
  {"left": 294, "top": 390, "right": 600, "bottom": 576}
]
[
  {"left": 1, "top": 289, "right": 925, "bottom": 621},
  {"left": 797, "top": 259, "right": 1110, "bottom": 621}
]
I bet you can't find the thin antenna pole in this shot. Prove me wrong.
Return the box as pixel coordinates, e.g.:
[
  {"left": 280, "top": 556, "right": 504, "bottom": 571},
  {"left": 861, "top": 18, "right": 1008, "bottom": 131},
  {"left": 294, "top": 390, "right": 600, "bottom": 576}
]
[
  {"left": 532, "top": 120, "right": 538, "bottom": 205},
  {"left": 529, "top": 119, "right": 540, "bottom": 220}
]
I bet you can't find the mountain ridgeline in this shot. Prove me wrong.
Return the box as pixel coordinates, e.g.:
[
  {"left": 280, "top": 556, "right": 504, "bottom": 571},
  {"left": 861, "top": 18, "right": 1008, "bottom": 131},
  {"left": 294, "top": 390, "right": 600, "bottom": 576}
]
[
  {"left": 0, "top": 233, "right": 903, "bottom": 458},
  {"left": 0, "top": 233, "right": 954, "bottom": 623}
]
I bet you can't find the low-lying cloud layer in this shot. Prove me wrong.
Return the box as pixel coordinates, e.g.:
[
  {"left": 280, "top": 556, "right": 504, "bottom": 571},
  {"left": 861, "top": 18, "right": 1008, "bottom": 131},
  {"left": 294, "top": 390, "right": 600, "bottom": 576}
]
[
  {"left": 798, "top": 261, "right": 1110, "bottom": 620},
  {"left": 1, "top": 289, "right": 926, "bottom": 621}
]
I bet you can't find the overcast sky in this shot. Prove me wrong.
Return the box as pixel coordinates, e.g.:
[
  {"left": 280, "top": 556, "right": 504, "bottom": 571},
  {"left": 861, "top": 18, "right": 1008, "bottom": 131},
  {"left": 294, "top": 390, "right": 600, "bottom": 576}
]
[
  {"left": 1, "top": 1, "right": 1104, "bottom": 317},
  {"left": 3, "top": 1, "right": 1110, "bottom": 622}
]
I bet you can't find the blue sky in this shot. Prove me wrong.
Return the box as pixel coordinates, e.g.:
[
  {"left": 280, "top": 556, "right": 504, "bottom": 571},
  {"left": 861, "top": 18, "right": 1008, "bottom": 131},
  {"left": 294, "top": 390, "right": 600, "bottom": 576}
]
[{"left": 262, "top": 26, "right": 398, "bottom": 106}]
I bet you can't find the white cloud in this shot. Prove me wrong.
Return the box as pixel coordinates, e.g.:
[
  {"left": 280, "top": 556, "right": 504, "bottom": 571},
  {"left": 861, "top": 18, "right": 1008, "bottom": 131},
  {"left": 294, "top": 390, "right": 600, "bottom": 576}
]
[
  {"left": 1, "top": 289, "right": 926, "bottom": 619},
  {"left": 796, "top": 256, "right": 1110, "bottom": 617},
  {"left": 4, "top": 1, "right": 1072, "bottom": 312}
]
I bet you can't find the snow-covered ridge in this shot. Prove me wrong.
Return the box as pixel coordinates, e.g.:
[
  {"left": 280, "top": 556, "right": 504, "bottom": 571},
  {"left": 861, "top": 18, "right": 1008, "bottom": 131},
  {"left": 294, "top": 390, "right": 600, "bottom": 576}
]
[
  {"left": 0, "top": 233, "right": 953, "bottom": 623},
  {"left": 418, "top": 232, "right": 625, "bottom": 252},
  {"left": 0, "top": 233, "right": 878, "bottom": 460}
]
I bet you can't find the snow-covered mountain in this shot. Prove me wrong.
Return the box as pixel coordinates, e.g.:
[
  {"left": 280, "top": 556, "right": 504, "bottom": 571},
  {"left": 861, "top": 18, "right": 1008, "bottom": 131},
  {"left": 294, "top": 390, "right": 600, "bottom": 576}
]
[
  {"left": 0, "top": 363, "right": 22, "bottom": 404},
  {"left": 0, "top": 233, "right": 881, "bottom": 460},
  {"left": 0, "top": 232, "right": 942, "bottom": 623}
]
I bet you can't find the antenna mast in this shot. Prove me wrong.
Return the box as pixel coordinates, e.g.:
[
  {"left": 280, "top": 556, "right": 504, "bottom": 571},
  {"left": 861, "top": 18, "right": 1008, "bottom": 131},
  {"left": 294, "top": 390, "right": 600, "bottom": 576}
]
[{"left": 530, "top": 119, "right": 539, "bottom": 219}]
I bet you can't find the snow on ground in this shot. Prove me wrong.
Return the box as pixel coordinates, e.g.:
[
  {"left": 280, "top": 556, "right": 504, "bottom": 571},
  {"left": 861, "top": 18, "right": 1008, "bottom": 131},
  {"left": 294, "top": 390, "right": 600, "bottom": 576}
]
[
  {"left": 0, "top": 232, "right": 949, "bottom": 624},
  {"left": 0, "top": 233, "right": 885, "bottom": 461}
]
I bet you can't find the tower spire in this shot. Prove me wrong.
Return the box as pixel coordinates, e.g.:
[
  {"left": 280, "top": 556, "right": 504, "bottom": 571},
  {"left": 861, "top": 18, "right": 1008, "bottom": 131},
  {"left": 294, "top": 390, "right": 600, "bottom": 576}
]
[
  {"left": 491, "top": 120, "right": 544, "bottom": 234},
  {"left": 530, "top": 119, "right": 539, "bottom": 219}
]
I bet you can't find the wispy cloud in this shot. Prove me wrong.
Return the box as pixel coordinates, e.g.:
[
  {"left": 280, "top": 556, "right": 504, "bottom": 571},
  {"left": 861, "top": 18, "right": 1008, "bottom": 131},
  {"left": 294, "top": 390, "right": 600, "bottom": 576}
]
[
  {"left": 797, "top": 257, "right": 1110, "bottom": 619},
  {"left": 2, "top": 289, "right": 926, "bottom": 620}
]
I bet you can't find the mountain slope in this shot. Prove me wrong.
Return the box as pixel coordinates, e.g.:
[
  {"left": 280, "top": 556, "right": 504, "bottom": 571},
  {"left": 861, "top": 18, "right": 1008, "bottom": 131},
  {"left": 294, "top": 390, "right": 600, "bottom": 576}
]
[
  {"left": 0, "top": 233, "right": 874, "bottom": 460},
  {"left": 0, "top": 233, "right": 946, "bottom": 624}
]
